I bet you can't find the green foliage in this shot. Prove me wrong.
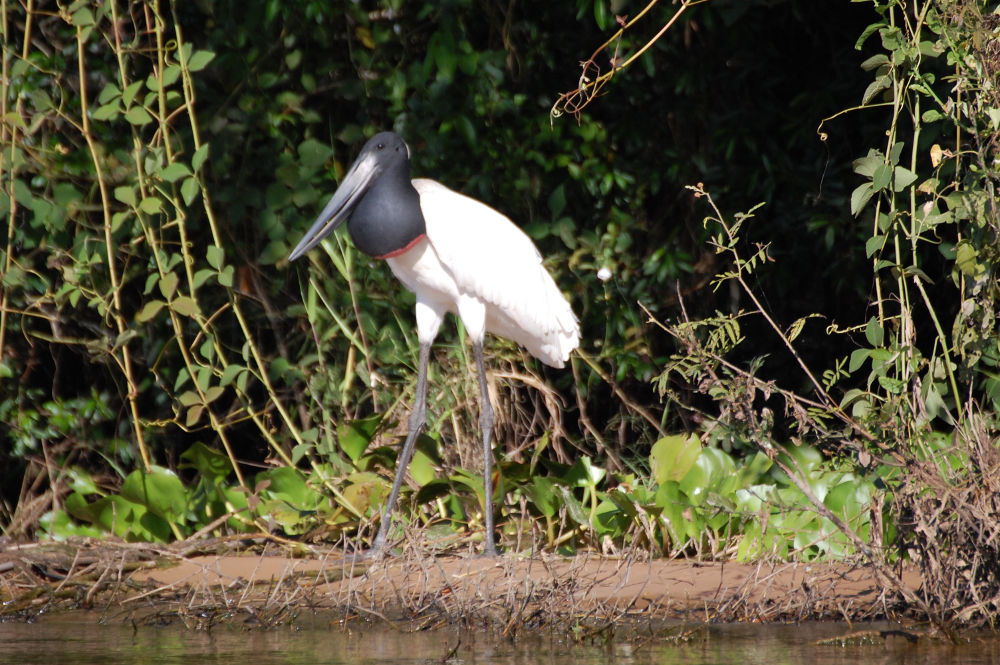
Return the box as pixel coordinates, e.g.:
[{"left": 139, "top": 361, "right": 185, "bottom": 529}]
[{"left": 5, "top": 0, "right": 994, "bottom": 584}]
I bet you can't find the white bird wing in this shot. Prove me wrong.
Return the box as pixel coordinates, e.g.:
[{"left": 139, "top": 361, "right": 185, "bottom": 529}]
[{"left": 413, "top": 178, "right": 579, "bottom": 367}]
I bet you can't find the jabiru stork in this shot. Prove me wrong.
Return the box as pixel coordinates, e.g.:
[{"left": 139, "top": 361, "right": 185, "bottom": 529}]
[{"left": 288, "top": 131, "right": 580, "bottom": 556}]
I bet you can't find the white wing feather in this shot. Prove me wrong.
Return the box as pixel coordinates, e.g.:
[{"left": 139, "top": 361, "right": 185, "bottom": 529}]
[{"left": 412, "top": 178, "right": 579, "bottom": 367}]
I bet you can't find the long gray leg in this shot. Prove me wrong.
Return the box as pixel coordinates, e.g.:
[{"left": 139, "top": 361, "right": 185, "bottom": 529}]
[
  {"left": 370, "top": 342, "right": 431, "bottom": 554},
  {"left": 474, "top": 340, "right": 497, "bottom": 556}
]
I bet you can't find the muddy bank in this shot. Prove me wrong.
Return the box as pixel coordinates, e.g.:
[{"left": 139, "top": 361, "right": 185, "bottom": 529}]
[{"left": 0, "top": 539, "right": 920, "bottom": 627}]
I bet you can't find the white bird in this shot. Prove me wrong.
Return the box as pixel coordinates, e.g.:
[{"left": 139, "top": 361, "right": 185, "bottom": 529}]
[{"left": 288, "top": 131, "right": 580, "bottom": 556}]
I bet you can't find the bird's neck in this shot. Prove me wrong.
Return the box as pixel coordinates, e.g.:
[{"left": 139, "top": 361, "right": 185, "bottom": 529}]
[{"left": 348, "top": 162, "right": 426, "bottom": 259}]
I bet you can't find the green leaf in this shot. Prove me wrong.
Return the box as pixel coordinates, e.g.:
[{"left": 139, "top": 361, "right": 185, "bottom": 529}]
[
  {"left": 219, "top": 363, "right": 246, "bottom": 388},
  {"left": 193, "top": 268, "right": 215, "bottom": 289},
  {"left": 892, "top": 166, "right": 918, "bottom": 192},
  {"left": 97, "top": 82, "right": 121, "bottom": 105},
  {"left": 92, "top": 103, "right": 120, "bottom": 121},
  {"left": 859, "top": 54, "right": 889, "bottom": 71},
  {"left": 121, "top": 465, "right": 188, "bottom": 522},
  {"left": 650, "top": 434, "right": 702, "bottom": 485},
  {"left": 122, "top": 80, "right": 144, "bottom": 108},
  {"left": 114, "top": 185, "right": 136, "bottom": 207},
  {"left": 852, "top": 149, "right": 884, "bottom": 177},
  {"left": 161, "top": 64, "right": 182, "bottom": 88},
  {"left": 861, "top": 75, "right": 890, "bottom": 105},
  {"left": 72, "top": 7, "right": 95, "bottom": 27},
  {"left": 171, "top": 295, "right": 200, "bottom": 318},
  {"left": 850, "top": 183, "right": 874, "bottom": 216},
  {"left": 63, "top": 467, "right": 99, "bottom": 496},
  {"left": 865, "top": 317, "right": 884, "bottom": 346},
  {"left": 181, "top": 177, "right": 200, "bottom": 205},
  {"left": 206, "top": 244, "right": 224, "bottom": 270},
  {"left": 39, "top": 510, "right": 103, "bottom": 540},
  {"left": 125, "top": 106, "right": 154, "bottom": 126},
  {"left": 865, "top": 234, "right": 885, "bottom": 258},
  {"left": 562, "top": 455, "right": 606, "bottom": 488},
  {"left": 158, "top": 272, "right": 179, "bottom": 300},
  {"left": 341, "top": 472, "right": 387, "bottom": 515},
  {"left": 409, "top": 449, "right": 437, "bottom": 487},
  {"left": 872, "top": 163, "right": 892, "bottom": 191},
  {"left": 297, "top": 138, "right": 334, "bottom": 169},
  {"left": 786, "top": 314, "right": 821, "bottom": 343},
  {"left": 179, "top": 441, "right": 233, "bottom": 483},
  {"left": 187, "top": 50, "right": 216, "bottom": 72},
  {"left": 185, "top": 405, "right": 205, "bottom": 428},
  {"left": 548, "top": 184, "right": 567, "bottom": 219},
  {"left": 159, "top": 162, "right": 192, "bottom": 183},
  {"left": 204, "top": 385, "right": 224, "bottom": 404},
  {"left": 955, "top": 242, "right": 980, "bottom": 276},
  {"left": 556, "top": 485, "right": 591, "bottom": 527},
  {"left": 849, "top": 349, "right": 870, "bottom": 373},
  {"left": 138, "top": 196, "right": 163, "bottom": 214},
  {"left": 337, "top": 414, "right": 384, "bottom": 463},
  {"left": 257, "top": 466, "right": 312, "bottom": 507},
  {"left": 192, "top": 144, "right": 210, "bottom": 173},
  {"left": 525, "top": 476, "right": 559, "bottom": 518},
  {"left": 136, "top": 299, "right": 166, "bottom": 323}
]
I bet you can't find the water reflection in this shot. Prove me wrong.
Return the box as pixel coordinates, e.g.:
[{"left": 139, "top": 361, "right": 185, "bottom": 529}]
[{"left": 2, "top": 613, "right": 997, "bottom": 665}]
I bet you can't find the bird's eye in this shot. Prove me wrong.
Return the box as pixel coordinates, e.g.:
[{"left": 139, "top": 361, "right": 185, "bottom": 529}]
[{"left": 377, "top": 142, "right": 385, "bottom": 150}]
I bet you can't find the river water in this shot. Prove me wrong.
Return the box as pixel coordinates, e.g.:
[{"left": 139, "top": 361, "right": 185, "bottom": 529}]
[{"left": 2, "top": 613, "right": 997, "bottom": 664}]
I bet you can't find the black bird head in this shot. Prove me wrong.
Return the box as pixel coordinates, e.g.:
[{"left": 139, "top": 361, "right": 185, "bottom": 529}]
[{"left": 288, "top": 131, "right": 424, "bottom": 260}]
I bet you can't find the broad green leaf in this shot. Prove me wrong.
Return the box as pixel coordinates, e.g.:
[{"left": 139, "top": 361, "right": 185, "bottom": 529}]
[
  {"left": 341, "top": 472, "right": 387, "bottom": 515},
  {"left": 181, "top": 177, "right": 200, "bottom": 205},
  {"left": 257, "top": 466, "right": 312, "bottom": 507},
  {"left": 955, "top": 242, "right": 980, "bottom": 276},
  {"left": 187, "top": 50, "right": 216, "bottom": 72},
  {"left": 39, "top": 510, "right": 103, "bottom": 540},
  {"left": 122, "top": 80, "right": 144, "bottom": 108},
  {"left": 136, "top": 299, "right": 166, "bottom": 323},
  {"left": 337, "top": 414, "right": 384, "bottom": 463},
  {"left": 871, "top": 163, "right": 892, "bottom": 191},
  {"left": 193, "top": 268, "right": 215, "bottom": 289},
  {"left": 865, "top": 316, "right": 884, "bottom": 346},
  {"left": 849, "top": 349, "right": 870, "bottom": 373},
  {"left": 72, "top": 7, "right": 95, "bottom": 27},
  {"left": 121, "top": 465, "right": 187, "bottom": 522},
  {"left": 650, "top": 433, "right": 701, "bottom": 485},
  {"left": 66, "top": 466, "right": 101, "bottom": 495},
  {"left": 219, "top": 363, "right": 246, "bottom": 387},
  {"left": 852, "top": 149, "right": 883, "bottom": 177},
  {"left": 850, "top": 183, "right": 874, "bottom": 216},
  {"left": 409, "top": 449, "right": 437, "bottom": 487},
  {"left": 125, "top": 106, "right": 154, "bottom": 126},
  {"left": 206, "top": 244, "right": 224, "bottom": 270},
  {"left": 159, "top": 162, "right": 192, "bottom": 183},
  {"left": 158, "top": 272, "right": 179, "bottom": 300},
  {"left": 893, "top": 166, "right": 918, "bottom": 191},
  {"left": 138, "top": 196, "right": 163, "bottom": 214},
  {"left": 185, "top": 405, "right": 204, "bottom": 428},
  {"left": 92, "top": 103, "right": 120, "bottom": 121},
  {"left": 203, "top": 385, "right": 224, "bottom": 404},
  {"left": 562, "top": 455, "right": 605, "bottom": 488},
  {"left": 114, "top": 185, "right": 137, "bottom": 207},
  {"left": 171, "top": 295, "right": 200, "bottom": 317},
  {"left": 297, "top": 138, "right": 334, "bottom": 169},
  {"left": 556, "top": 485, "right": 590, "bottom": 527},
  {"left": 192, "top": 144, "right": 210, "bottom": 173},
  {"left": 525, "top": 476, "right": 558, "bottom": 518},
  {"left": 179, "top": 441, "right": 232, "bottom": 482}
]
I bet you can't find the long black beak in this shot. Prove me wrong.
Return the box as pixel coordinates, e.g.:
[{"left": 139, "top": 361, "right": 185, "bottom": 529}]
[{"left": 287, "top": 151, "right": 381, "bottom": 261}]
